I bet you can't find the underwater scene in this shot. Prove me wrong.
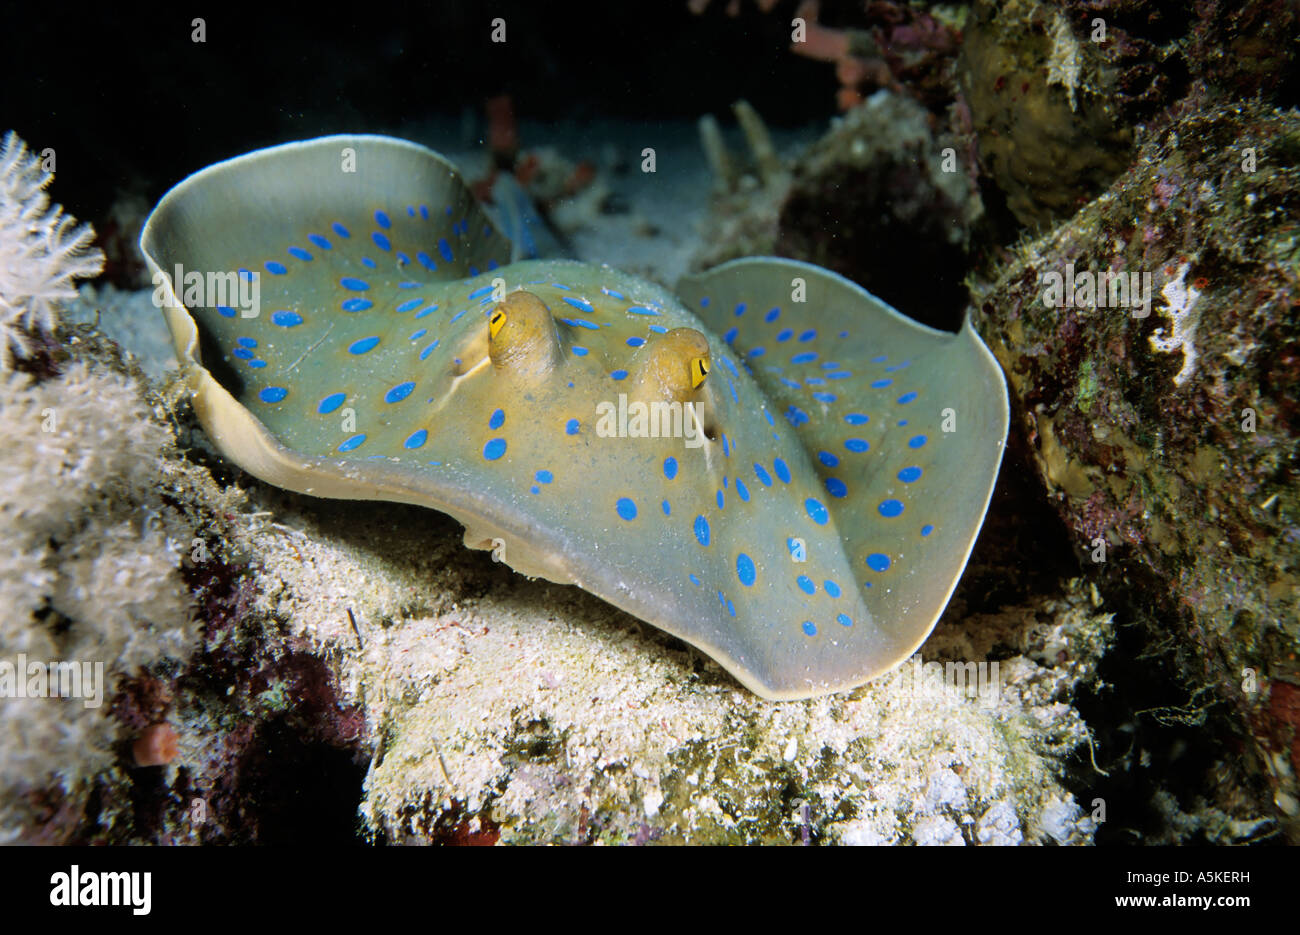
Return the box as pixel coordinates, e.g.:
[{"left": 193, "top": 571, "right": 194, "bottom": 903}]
[{"left": 1, "top": 0, "right": 1297, "bottom": 853}]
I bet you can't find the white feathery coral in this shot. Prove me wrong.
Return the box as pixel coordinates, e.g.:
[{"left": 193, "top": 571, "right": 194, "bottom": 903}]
[{"left": 0, "top": 131, "right": 105, "bottom": 369}]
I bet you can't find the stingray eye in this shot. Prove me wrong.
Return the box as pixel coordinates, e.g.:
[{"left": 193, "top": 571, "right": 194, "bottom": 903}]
[
  {"left": 689, "top": 356, "right": 709, "bottom": 389},
  {"left": 489, "top": 308, "right": 507, "bottom": 339}
]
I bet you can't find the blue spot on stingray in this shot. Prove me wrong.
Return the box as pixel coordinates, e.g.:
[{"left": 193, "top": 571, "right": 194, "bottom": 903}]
[
  {"left": 272, "top": 310, "right": 303, "bottom": 328},
  {"left": 414, "top": 304, "right": 439, "bottom": 319},
  {"left": 898, "top": 391, "right": 918, "bottom": 404},
  {"left": 248, "top": 359, "right": 267, "bottom": 369},
  {"left": 866, "top": 553, "right": 892, "bottom": 572},
  {"left": 765, "top": 307, "right": 780, "bottom": 322},
  {"left": 909, "top": 435, "right": 928, "bottom": 448},
  {"left": 483, "top": 438, "right": 507, "bottom": 460},
  {"left": 922, "top": 524, "right": 935, "bottom": 537},
  {"left": 694, "top": 515, "right": 711, "bottom": 547},
  {"left": 395, "top": 298, "right": 424, "bottom": 313},
  {"left": 331, "top": 222, "right": 350, "bottom": 238},
  {"left": 318, "top": 393, "right": 345, "bottom": 414},
  {"left": 749, "top": 347, "right": 766, "bottom": 358},
  {"left": 802, "top": 621, "right": 817, "bottom": 637},
  {"left": 824, "top": 580, "right": 842, "bottom": 598},
  {"left": 785, "top": 405, "right": 809, "bottom": 426},
  {"left": 722, "top": 435, "right": 731, "bottom": 457},
  {"left": 754, "top": 463, "right": 773, "bottom": 486},
  {"left": 232, "top": 348, "right": 253, "bottom": 360},
  {"left": 489, "top": 408, "right": 505, "bottom": 430},
  {"left": 216, "top": 305, "right": 236, "bottom": 318},
  {"left": 898, "top": 466, "right": 923, "bottom": 483},
  {"left": 468, "top": 285, "right": 494, "bottom": 300},
  {"left": 797, "top": 575, "right": 815, "bottom": 595},
  {"left": 404, "top": 429, "right": 428, "bottom": 449},
  {"left": 799, "top": 330, "right": 817, "bottom": 342},
  {"left": 818, "top": 450, "right": 839, "bottom": 467},
  {"left": 417, "top": 252, "right": 436, "bottom": 270},
  {"left": 602, "top": 287, "right": 625, "bottom": 300},
  {"left": 689, "top": 573, "right": 702, "bottom": 586},
  {"left": 616, "top": 497, "right": 638, "bottom": 521},
  {"left": 663, "top": 457, "right": 678, "bottom": 480},
  {"left": 611, "top": 370, "right": 628, "bottom": 381},
  {"left": 385, "top": 382, "right": 415, "bottom": 404},
  {"left": 561, "top": 318, "right": 599, "bottom": 331},
  {"left": 871, "top": 378, "right": 893, "bottom": 389},
  {"left": 287, "top": 246, "right": 312, "bottom": 262},
  {"left": 805, "top": 499, "right": 829, "bottom": 525},
  {"left": 535, "top": 470, "right": 553, "bottom": 484},
  {"left": 777, "top": 329, "right": 793, "bottom": 342},
  {"left": 438, "top": 238, "right": 454, "bottom": 262},
  {"left": 716, "top": 490, "right": 725, "bottom": 509},
  {"left": 774, "top": 458, "right": 792, "bottom": 483},
  {"left": 338, "top": 434, "right": 366, "bottom": 452},
  {"left": 879, "top": 499, "right": 904, "bottom": 518},
  {"left": 449, "top": 310, "right": 466, "bottom": 324},
  {"left": 837, "top": 613, "right": 853, "bottom": 628},
  {"left": 723, "top": 327, "right": 738, "bottom": 344},
  {"left": 374, "top": 210, "right": 391, "bottom": 229},
  {"left": 812, "top": 392, "right": 837, "bottom": 403},
  {"left": 626, "top": 336, "right": 645, "bottom": 348},
  {"left": 805, "top": 377, "right": 826, "bottom": 386},
  {"left": 308, "top": 234, "right": 332, "bottom": 250},
  {"left": 734, "top": 303, "right": 747, "bottom": 317},
  {"left": 737, "top": 554, "right": 757, "bottom": 587},
  {"left": 662, "top": 500, "right": 671, "bottom": 515},
  {"left": 887, "top": 361, "right": 912, "bottom": 372},
  {"left": 736, "top": 479, "right": 750, "bottom": 501},
  {"left": 627, "top": 306, "right": 660, "bottom": 316},
  {"left": 827, "top": 371, "right": 853, "bottom": 380},
  {"left": 361, "top": 257, "right": 377, "bottom": 269},
  {"left": 340, "top": 277, "right": 369, "bottom": 291},
  {"left": 341, "top": 298, "right": 373, "bottom": 312},
  {"left": 372, "top": 232, "right": 391, "bottom": 251},
  {"left": 419, "top": 340, "right": 440, "bottom": 360},
  {"left": 237, "top": 336, "right": 256, "bottom": 348},
  {"left": 349, "top": 336, "right": 380, "bottom": 355},
  {"left": 699, "top": 297, "right": 710, "bottom": 308},
  {"left": 563, "top": 296, "right": 594, "bottom": 312},
  {"left": 259, "top": 386, "right": 288, "bottom": 403},
  {"left": 565, "top": 419, "right": 580, "bottom": 435},
  {"left": 792, "top": 351, "right": 818, "bottom": 364},
  {"left": 845, "top": 438, "right": 869, "bottom": 452},
  {"left": 845, "top": 413, "right": 870, "bottom": 424},
  {"left": 265, "top": 261, "right": 287, "bottom": 275},
  {"left": 571, "top": 346, "right": 589, "bottom": 356},
  {"left": 825, "top": 477, "right": 848, "bottom": 498},
  {"left": 871, "top": 354, "right": 887, "bottom": 363}
]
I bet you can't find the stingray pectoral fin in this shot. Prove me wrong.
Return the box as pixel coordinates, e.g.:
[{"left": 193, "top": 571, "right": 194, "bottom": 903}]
[{"left": 678, "top": 258, "right": 1010, "bottom": 670}]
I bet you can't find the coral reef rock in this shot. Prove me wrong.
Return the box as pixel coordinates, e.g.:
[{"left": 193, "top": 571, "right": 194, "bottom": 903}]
[{"left": 970, "top": 96, "right": 1300, "bottom": 840}]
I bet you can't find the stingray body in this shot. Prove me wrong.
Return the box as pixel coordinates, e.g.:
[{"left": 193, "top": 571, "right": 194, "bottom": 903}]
[{"left": 141, "top": 135, "right": 1008, "bottom": 700}]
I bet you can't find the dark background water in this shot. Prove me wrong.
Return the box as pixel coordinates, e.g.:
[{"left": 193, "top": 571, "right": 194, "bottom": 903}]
[{"left": 8, "top": 0, "right": 840, "bottom": 222}]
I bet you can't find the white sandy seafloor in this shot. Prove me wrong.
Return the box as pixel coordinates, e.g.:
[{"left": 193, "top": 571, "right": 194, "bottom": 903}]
[{"left": 63, "top": 116, "right": 1110, "bottom": 844}]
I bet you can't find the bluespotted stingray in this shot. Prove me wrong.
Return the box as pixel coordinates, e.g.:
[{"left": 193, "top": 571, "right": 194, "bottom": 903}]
[{"left": 140, "top": 135, "right": 1008, "bottom": 701}]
